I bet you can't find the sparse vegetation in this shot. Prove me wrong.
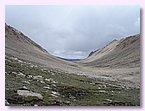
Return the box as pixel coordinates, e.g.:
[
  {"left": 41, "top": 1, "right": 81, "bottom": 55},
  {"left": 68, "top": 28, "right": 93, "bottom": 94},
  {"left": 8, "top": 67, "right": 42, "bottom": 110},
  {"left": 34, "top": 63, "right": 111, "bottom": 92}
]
[{"left": 5, "top": 56, "right": 140, "bottom": 106}]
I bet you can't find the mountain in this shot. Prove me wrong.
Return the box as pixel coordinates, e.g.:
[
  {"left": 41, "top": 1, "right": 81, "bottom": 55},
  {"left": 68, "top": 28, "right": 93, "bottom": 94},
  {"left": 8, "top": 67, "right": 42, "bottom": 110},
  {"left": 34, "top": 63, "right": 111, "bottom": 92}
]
[
  {"left": 5, "top": 24, "right": 78, "bottom": 70},
  {"left": 57, "top": 56, "right": 81, "bottom": 61},
  {"left": 81, "top": 34, "right": 140, "bottom": 68},
  {"left": 5, "top": 24, "right": 140, "bottom": 106}
]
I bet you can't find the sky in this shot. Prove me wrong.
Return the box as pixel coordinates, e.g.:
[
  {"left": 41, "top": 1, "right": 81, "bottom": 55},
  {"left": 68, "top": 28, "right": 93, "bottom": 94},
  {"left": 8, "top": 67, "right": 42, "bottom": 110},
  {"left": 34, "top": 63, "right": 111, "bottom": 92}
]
[{"left": 5, "top": 5, "right": 140, "bottom": 59}]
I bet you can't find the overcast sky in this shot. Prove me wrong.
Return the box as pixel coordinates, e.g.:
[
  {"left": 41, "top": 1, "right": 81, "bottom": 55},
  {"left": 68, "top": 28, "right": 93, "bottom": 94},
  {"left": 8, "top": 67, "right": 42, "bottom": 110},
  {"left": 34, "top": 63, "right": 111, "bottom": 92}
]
[{"left": 5, "top": 5, "right": 140, "bottom": 59}]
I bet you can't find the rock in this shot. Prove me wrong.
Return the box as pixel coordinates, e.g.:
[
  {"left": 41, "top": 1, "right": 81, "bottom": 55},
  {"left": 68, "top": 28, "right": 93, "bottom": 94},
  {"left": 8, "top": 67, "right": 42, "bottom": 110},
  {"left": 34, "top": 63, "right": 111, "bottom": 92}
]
[
  {"left": 5, "top": 99, "right": 9, "bottom": 105},
  {"left": 105, "top": 99, "right": 113, "bottom": 102},
  {"left": 40, "top": 80, "right": 45, "bottom": 84},
  {"left": 99, "top": 90, "right": 106, "bottom": 93},
  {"left": 12, "top": 72, "right": 17, "bottom": 75},
  {"left": 27, "top": 75, "right": 33, "bottom": 78},
  {"left": 17, "top": 72, "right": 25, "bottom": 77},
  {"left": 50, "top": 91, "right": 60, "bottom": 98},
  {"left": 22, "top": 81, "right": 30, "bottom": 84},
  {"left": 22, "top": 86, "right": 28, "bottom": 90},
  {"left": 18, "top": 60, "right": 23, "bottom": 63},
  {"left": 98, "top": 87, "right": 101, "bottom": 89},
  {"left": 45, "top": 78, "right": 53, "bottom": 82},
  {"left": 33, "top": 75, "right": 43, "bottom": 81},
  {"left": 43, "top": 86, "right": 51, "bottom": 89},
  {"left": 17, "top": 90, "right": 43, "bottom": 99}
]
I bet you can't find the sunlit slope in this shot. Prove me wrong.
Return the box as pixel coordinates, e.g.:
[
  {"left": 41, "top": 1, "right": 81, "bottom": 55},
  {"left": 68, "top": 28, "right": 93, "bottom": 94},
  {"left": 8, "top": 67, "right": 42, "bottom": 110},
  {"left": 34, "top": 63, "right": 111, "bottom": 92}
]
[
  {"left": 5, "top": 24, "right": 78, "bottom": 69},
  {"left": 81, "top": 34, "right": 140, "bottom": 68}
]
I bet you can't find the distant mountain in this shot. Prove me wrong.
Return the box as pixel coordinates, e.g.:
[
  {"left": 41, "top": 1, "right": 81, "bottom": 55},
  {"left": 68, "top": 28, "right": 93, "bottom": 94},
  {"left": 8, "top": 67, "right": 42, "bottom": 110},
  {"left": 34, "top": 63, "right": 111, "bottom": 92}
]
[
  {"left": 88, "top": 49, "right": 99, "bottom": 57},
  {"left": 81, "top": 34, "right": 140, "bottom": 68},
  {"left": 57, "top": 57, "right": 81, "bottom": 62}
]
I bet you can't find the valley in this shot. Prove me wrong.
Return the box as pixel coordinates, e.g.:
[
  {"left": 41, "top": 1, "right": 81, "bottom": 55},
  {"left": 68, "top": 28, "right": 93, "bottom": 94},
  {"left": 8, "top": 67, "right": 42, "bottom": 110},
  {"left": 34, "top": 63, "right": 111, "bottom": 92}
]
[{"left": 5, "top": 24, "right": 140, "bottom": 106}]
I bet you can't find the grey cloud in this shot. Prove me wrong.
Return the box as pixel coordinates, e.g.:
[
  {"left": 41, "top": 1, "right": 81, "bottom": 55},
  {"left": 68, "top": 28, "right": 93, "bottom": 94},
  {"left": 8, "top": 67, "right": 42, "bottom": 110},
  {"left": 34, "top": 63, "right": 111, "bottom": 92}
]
[{"left": 5, "top": 6, "right": 140, "bottom": 59}]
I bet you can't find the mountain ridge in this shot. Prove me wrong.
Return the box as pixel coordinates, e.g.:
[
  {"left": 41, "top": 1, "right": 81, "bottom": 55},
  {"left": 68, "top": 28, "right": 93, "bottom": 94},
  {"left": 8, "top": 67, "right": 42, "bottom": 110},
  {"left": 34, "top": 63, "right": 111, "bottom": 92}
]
[
  {"left": 81, "top": 34, "right": 140, "bottom": 68},
  {"left": 5, "top": 23, "right": 80, "bottom": 71}
]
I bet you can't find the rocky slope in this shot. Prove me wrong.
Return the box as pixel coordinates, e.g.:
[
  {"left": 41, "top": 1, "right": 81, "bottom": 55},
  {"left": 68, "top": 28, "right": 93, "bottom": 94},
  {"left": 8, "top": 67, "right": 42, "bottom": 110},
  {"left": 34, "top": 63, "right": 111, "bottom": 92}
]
[
  {"left": 5, "top": 24, "right": 79, "bottom": 71},
  {"left": 81, "top": 34, "right": 140, "bottom": 68}
]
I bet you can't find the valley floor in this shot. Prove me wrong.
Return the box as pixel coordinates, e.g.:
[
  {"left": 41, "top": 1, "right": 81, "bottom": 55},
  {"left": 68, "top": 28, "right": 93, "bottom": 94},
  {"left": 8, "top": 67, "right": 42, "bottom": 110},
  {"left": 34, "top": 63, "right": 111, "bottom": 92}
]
[{"left": 5, "top": 56, "right": 140, "bottom": 106}]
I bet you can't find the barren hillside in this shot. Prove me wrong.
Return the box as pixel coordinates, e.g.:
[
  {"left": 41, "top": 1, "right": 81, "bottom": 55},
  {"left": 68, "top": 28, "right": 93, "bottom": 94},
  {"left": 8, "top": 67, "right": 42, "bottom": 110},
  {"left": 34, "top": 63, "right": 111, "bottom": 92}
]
[
  {"left": 5, "top": 24, "right": 79, "bottom": 71},
  {"left": 81, "top": 34, "right": 140, "bottom": 68}
]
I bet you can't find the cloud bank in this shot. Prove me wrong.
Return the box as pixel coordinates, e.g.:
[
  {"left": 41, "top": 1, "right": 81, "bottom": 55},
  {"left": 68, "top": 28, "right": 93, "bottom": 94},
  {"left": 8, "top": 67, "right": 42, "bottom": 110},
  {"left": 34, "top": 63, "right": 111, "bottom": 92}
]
[{"left": 5, "top": 6, "right": 140, "bottom": 59}]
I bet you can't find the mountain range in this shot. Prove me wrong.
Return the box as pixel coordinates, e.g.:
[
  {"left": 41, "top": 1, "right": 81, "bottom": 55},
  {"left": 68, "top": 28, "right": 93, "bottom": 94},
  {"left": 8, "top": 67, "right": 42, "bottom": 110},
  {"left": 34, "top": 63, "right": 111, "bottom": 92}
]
[{"left": 5, "top": 24, "right": 140, "bottom": 106}]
